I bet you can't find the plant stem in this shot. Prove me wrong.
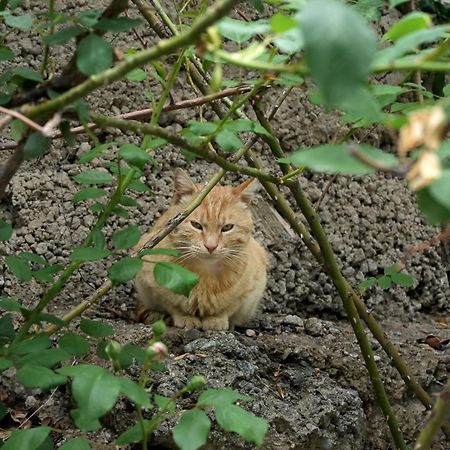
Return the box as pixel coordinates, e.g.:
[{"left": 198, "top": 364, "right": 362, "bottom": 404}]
[
  {"left": 413, "top": 381, "right": 450, "bottom": 450},
  {"left": 149, "top": 0, "right": 178, "bottom": 35},
  {"left": 41, "top": 0, "right": 55, "bottom": 78},
  {"left": 25, "top": 0, "right": 240, "bottom": 120},
  {"left": 253, "top": 103, "right": 407, "bottom": 450}
]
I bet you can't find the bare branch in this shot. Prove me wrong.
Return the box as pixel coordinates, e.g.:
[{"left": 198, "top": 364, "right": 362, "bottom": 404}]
[{"left": 0, "top": 106, "right": 45, "bottom": 133}]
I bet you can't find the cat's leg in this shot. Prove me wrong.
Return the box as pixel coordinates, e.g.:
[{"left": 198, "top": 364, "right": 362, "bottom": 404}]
[
  {"left": 201, "top": 315, "right": 229, "bottom": 331},
  {"left": 134, "top": 304, "right": 167, "bottom": 325},
  {"left": 172, "top": 313, "right": 202, "bottom": 329}
]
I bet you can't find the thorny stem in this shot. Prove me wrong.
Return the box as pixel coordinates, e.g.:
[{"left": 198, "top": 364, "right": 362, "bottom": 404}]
[
  {"left": 413, "top": 381, "right": 450, "bottom": 450},
  {"left": 253, "top": 103, "right": 407, "bottom": 450},
  {"left": 149, "top": 0, "right": 178, "bottom": 35}
]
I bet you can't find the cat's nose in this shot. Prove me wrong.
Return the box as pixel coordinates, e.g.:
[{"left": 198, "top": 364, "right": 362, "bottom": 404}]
[{"left": 204, "top": 243, "right": 217, "bottom": 254}]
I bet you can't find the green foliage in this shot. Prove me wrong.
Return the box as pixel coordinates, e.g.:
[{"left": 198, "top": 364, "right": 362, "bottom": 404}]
[
  {"left": 59, "top": 438, "right": 91, "bottom": 450},
  {"left": 359, "top": 267, "right": 414, "bottom": 291},
  {"left": 112, "top": 225, "right": 141, "bottom": 249},
  {"left": 23, "top": 132, "right": 51, "bottom": 160},
  {"left": 76, "top": 33, "right": 113, "bottom": 75},
  {"left": 154, "top": 262, "right": 199, "bottom": 296},
  {"left": 1, "top": 427, "right": 50, "bottom": 450},
  {"left": 119, "top": 143, "right": 150, "bottom": 169},
  {"left": 108, "top": 256, "right": 143, "bottom": 283},
  {"left": 72, "top": 187, "right": 108, "bottom": 204},
  {"left": 173, "top": 409, "right": 211, "bottom": 450},
  {"left": 73, "top": 170, "right": 114, "bottom": 185},
  {"left": 80, "top": 318, "right": 114, "bottom": 338},
  {"left": 0, "top": 219, "right": 12, "bottom": 241},
  {"left": 71, "top": 247, "right": 111, "bottom": 261},
  {"left": 59, "top": 332, "right": 91, "bottom": 357}
]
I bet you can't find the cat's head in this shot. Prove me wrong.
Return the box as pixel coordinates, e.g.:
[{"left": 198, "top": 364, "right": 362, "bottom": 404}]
[{"left": 169, "top": 169, "right": 257, "bottom": 265}]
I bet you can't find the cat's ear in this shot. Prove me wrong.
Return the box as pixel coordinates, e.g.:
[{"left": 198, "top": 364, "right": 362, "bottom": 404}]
[
  {"left": 173, "top": 168, "right": 198, "bottom": 204},
  {"left": 233, "top": 178, "right": 258, "bottom": 205}
]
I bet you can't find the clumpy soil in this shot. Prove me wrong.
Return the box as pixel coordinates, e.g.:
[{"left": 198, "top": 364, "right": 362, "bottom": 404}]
[{"left": 1, "top": 1, "right": 450, "bottom": 449}]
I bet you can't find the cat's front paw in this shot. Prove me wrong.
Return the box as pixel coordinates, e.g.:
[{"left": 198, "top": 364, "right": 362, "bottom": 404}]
[
  {"left": 202, "top": 316, "right": 229, "bottom": 331},
  {"left": 172, "top": 314, "right": 202, "bottom": 329}
]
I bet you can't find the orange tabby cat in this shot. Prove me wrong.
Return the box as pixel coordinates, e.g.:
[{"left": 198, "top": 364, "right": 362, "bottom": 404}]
[{"left": 134, "top": 169, "right": 267, "bottom": 331}]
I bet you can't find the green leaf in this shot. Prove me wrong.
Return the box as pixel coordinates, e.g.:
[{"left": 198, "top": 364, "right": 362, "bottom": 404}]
[
  {"left": 216, "top": 128, "right": 243, "bottom": 152},
  {"left": 73, "top": 170, "right": 114, "bottom": 185},
  {"left": 273, "top": 26, "right": 304, "bottom": 54},
  {"left": 271, "top": 13, "right": 296, "bottom": 33},
  {"left": 280, "top": 144, "right": 399, "bottom": 175},
  {"left": 76, "top": 33, "right": 113, "bottom": 75},
  {"left": 23, "top": 133, "right": 51, "bottom": 160},
  {"left": 17, "top": 365, "right": 67, "bottom": 389},
  {"left": 5, "top": 255, "right": 32, "bottom": 282},
  {"left": 2, "top": 427, "right": 51, "bottom": 450},
  {"left": 0, "top": 46, "right": 14, "bottom": 61},
  {"left": 9, "top": 333, "right": 51, "bottom": 355},
  {"left": 0, "top": 314, "right": 15, "bottom": 341},
  {"left": 43, "top": 26, "right": 83, "bottom": 45},
  {"left": 0, "top": 219, "right": 12, "bottom": 241},
  {"left": 57, "top": 364, "right": 120, "bottom": 432},
  {"left": 188, "top": 120, "right": 216, "bottom": 136},
  {"left": 10, "top": 118, "right": 28, "bottom": 140},
  {"left": 198, "top": 388, "right": 250, "bottom": 407},
  {"left": 377, "top": 275, "right": 392, "bottom": 289},
  {"left": 0, "top": 357, "right": 13, "bottom": 370},
  {"left": 59, "top": 332, "right": 90, "bottom": 357},
  {"left": 139, "top": 248, "right": 180, "bottom": 257},
  {"left": 92, "top": 227, "right": 105, "bottom": 249},
  {"left": 118, "top": 344, "right": 146, "bottom": 368},
  {"left": 352, "top": 0, "right": 383, "bottom": 22},
  {"left": 17, "top": 252, "right": 45, "bottom": 265},
  {"left": 154, "top": 394, "right": 176, "bottom": 412},
  {"left": 119, "top": 143, "right": 150, "bottom": 169},
  {"left": 358, "top": 277, "right": 378, "bottom": 290},
  {"left": 112, "top": 225, "right": 141, "bottom": 250},
  {"left": 80, "top": 318, "right": 114, "bottom": 338},
  {"left": 59, "top": 438, "right": 91, "bottom": 450},
  {"left": 173, "top": 409, "right": 211, "bottom": 450},
  {"left": 0, "top": 401, "right": 7, "bottom": 420},
  {"left": 11, "top": 67, "right": 43, "bottom": 82},
  {"left": 249, "top": 0, "right": 264, "bottom": 13},
  {"left": 94, "top": 17, "right": 142, "bottom": 32},
  {"left": 77, "top": 142, "right": 114, "bottom": 164},
  {"left": 300, "top": 0, "right": 376, "bottom": 107},
  {"left": 215, "top": 404, "right": 267, "bottom": 446},
  {"left": 71, "top": 247, "right": 110, "bottom": 262},
  {"left": 78, "top": 10, "right": 102, "bottom": 27},
  {"left": 4, "top": 13, "right": 33, "bottom": 30},
  {"left": 72, "top": 187, "right": 108, "bottom": 204},
  {"left": 416, "top": 187, "right": 450, "bottom": 225},
  {"left": 125, "top": 68, "right": 147, "bottom": 82},
  {"left": 119, "top": 377, "right": 151, "bottom": 408},
  {"left": 390, "top": 0, "right": 408, "bottom": 6},
  {"left": 108, "top": 256, "right": 143, "bottom": 283},
  {"left": 119, "top": 195, "right": 138, "bottom": 207},
  {"left": 154, "top": 262, "right": 199, "bottom": 297},
  {"left": 0, "top": 297, "right": 21, "bottom": 312},
  {"left": 383, "top": 12, "right": 432, "bottom": 42},
  {"left": 391, "top": 272, "right": 414, "bottom": 287},
  {"left": 19, "top": 348, "right": 71, "bottom": 368},
  {"left": 116, "top": 419, "right": 159, "bottom": 445},
  {"left": 33, "top": 265, "right": 64, "bottom": 283},
  {"left": 217, "top": 17, "right": 269, "bottom": 44},
  {"left": 429, "top": 170, "right": 450, "bottom": 209}
]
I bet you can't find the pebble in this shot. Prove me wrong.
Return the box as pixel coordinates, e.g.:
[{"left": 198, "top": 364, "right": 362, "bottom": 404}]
[
  {"left": 245, "top": 329, "right": 256, "bottom": 337},
  {"left": 283, "top": 315, "right": 304, "bottom": 327},
  {"left": 304, "top": 318, "right": 323, "bottom": 337}
]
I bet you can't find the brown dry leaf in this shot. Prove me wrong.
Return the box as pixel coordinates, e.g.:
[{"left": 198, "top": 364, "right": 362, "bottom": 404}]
[
  {"left": 173, "top": 353, "right": 189, "bottom": 361},
  {"left": 0, "top": 430, "right": 11, "bottom": 441},
  {"left": 405, "top": 151, "right": 442, "bottom": 191},
  {"left": 10, "top": 410, "right": 27, "bottom": 423},
  {"left": 398, "top": 106, "right": 446, "bottom": 157},
  {"left": 275, "top": 384, "right": 285, "bottom": 399},
  {"left": 417, "top": 334, "right": 449, "bottom": 351}
]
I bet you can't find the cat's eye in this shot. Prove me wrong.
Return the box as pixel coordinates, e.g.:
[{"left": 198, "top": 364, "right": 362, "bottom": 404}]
[
  {"left": 191, "top": 221, "right": 203, "bottom": 230},
  {"left": 222, "top": 224, "right": 234, "bottom": 232}
]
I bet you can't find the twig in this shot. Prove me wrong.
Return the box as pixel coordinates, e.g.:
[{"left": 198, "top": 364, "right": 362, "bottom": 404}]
[
  {"left": 125, "top": 9, "right": 147, "bottom": 48},
  {"left": 131, "top": 0, "right": 169, "bottom": 39},
  {"left": 0, "top": 143, "right": 24, "bottom": 199},
  {"left": 0, "top": 106, "right": 45, "bottom": 133},
  {"left": 314, "top": 175, "right": 337, "bottom": 210},
  {"left": 413, "top": 381, "right": 450, "bottom": 450},
  {"left": 41, "top": 112, "right": 62, "bottom": 137}
]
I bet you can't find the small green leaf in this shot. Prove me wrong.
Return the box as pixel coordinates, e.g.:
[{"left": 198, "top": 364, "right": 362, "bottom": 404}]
[
  {"left": 2, "top": 427, "right": 51, "bottom": 450},
  {"left": 116, "top": 419, "right": 159, "bottom": 445},
  {"left": 112, "top": 225, "right": 141, "bottom": 250},
  {"left": 80, "top": 318, "right": 114, "bottom": 338},
  {"left": 154, "top": 262, "right": 199, "bottom": 297},
  {"left": 128, "top": 179, "right": 152, "bottom": 193},
  {"left": 57, "top": 364, "right": 120, "bottom": 432},
  {"left": 383, "top": 12, "right": 432, "bottom": 42},
  {"left": 71, "top": 247, "right": 111, "bottom": 262},
  {"left": 429, "top": 170, "right": 450, "bottom": 210},
  {"left": 215, "top": 404, "right": 267, "bottom": 446},
  {"left": 73, "top": 170, "right": 114, "bottom": 185},
  {"left": 358, "top": 277, "right": 377, "bottom": 290},
  {"left": 383, "top": 265, "right": 396, "bottom": 276},
  {"left": 76, "top": 33, "right": 113, "bottom": 75},
  {"left": 118, "top": 344, "right": 146, "bottom": 368},
  {"left": 9, "top": 333, "right": 50, "bottom": 355},
  {"left": 59, "top": 331, "right": 90, "bottom": 357},
  {"left": 33, "top": 265, "right": 64, "bottom": 283},
  {"left": 0, "top": 46, "right": 14, "bottom": 61},
  {"left": 391, "top": 272, "right": 414, "bottom": 287},
  {"left": 270, "top": 13, "right": 296, "bottom": 33},
  {"left": 92, "top": 227, "right": 105, "bottom": 249},
  {"left": 72, "top": 187, "right": 108, "bottom": 204},
  {"left": 4, "top": 13, "right": 33, "bottom": 30},
  {"left": 19, "top": 348, "right": 71, "bottom": 368},
  {"left": 119, "top": 143, "right": 150, "bottom": 169},
  {"left": 0, "top": 219, "right": 12, "bottom": 241},
  {"left": 10, "top": 118, "right": 28, "bottom": 141},
  {"left": 23, "top": 133, "right": 51, "bottom": 160},
  {"left": 108, "top": 256, "right": 143, "bottom": 283},
  {"left": 198, "top": 388, "right": 250, "bottom": 407},
  {"left": 0, "top": 314, "right": 15, "bottom": 341},
  {"left": 119, "top": 195, "right": 138, "bottom": 207},
  {"left": 377, "top": 275, "right": 392, "bottom": 289},
  {"left": 154, "top": 394, "right": 176, "bottom": 412},
  {"left": 43, "top": 26, "right": 83, "bottom": 45},
  {"left": 5, "top": 255, "right": 32, "bottom": 282},
  {"left": 17, "top": 365, "right": 67, "bottom": 389},
  {"left": 216, "top": 128, "right": 243, "bottom": 152},
  {"left": 59, "top": 438, "right": 91, "bottom": 450},
  {"left": 139, "top": 248, "right": 180, "bottom": 257},
  {"left": 18, "top": 252, "right": 46, "bottom": 265},
  {"left": 173, "top": 409, "right": 211, "bottom": 450},
  {"left": 94, "top": 17, "right": 142, "bottom": 32},
  {"left": 77, "top": 142, "right": 114, "bottom": 164},
  {"left": 0, "top": 357, "right": 13, "bottom": 370},
  {"left": 417, "top": 187, "right": 450, "bottom": 225},
  {"left": 0, "top": 297, "right": 21, "bottom": 312},
  {"left": 119, "top": 377, "right": 151, "bottom": 408},
  {"left": 126, "top": 68, "right": 147, "bottom": 82},
  {"left": 78, "top": 10, "right": 102, "bottom": 27},
  {"left": 11, "top": 66, "right": 43, "bottom": 82},
  {"left": 249, "top": 0, "right": 264, "bottom": 13},
  {"left": 217, "top": 17, "right": 269, "bottom": 44}
]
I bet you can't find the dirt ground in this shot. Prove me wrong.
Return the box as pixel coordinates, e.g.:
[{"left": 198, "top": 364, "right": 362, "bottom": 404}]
[{"left": 0, "top": 1, "right": 449, "bottom": 449}]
